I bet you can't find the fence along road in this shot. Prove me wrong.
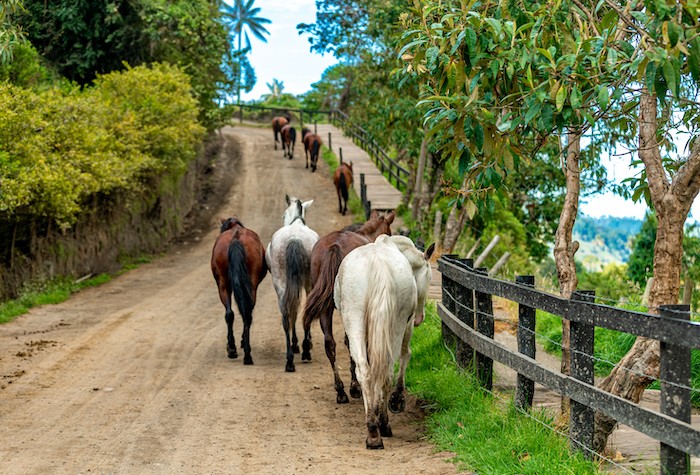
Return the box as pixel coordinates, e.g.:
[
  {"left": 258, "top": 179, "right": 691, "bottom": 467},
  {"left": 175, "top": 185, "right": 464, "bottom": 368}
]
[{"left": 314, "top": 123, "right": 403, "bottom": 211}]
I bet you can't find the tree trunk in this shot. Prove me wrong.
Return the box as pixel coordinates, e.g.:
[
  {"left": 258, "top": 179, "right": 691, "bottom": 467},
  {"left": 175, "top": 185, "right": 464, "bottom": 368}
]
[
  {"left": 402, "top": 159, "right": 416, "bottom": 206},
  {"left": 442, "top": 177, "right": 470, "bottom": 253},
  {"left": 593, "top": 88, "right": 700, "bottom": 453},
  {"left": 682, "top": 277, "right": 694, "bottom": 306},
  {"left": 411, "top": 134, "right": 428, "bottom": 221},
  {"left": 553, "top": 131, "right": 581, "bottom": 415}
]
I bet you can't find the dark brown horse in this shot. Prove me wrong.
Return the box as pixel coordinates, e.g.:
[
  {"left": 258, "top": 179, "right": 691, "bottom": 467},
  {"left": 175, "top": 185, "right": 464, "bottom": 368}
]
[
  {"left": 302, "top": 210, "right": 395, "bottom": 403},
  {"left": 333, "top": 161, "right": 353, "bottom": 215},
  {"left": 211, "top": 216, "right": 268, "bottom": 364},
  {"left": 272, "top": 116, "right": 289, "bottom": 150},
  {"left": 281, "top": 124, "right": 296, "bottom": 159},
  {"left": 301, "top": 127, "right": 322, "bottom": 171}
]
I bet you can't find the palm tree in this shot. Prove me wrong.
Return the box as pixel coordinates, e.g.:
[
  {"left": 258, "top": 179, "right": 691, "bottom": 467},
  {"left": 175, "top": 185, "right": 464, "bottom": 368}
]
[
  {"left": 220, "top": 0, "right": 271, "bottom": 104},
  {"left": 266, "top": 79, "right": 284, "bottom": 100}
]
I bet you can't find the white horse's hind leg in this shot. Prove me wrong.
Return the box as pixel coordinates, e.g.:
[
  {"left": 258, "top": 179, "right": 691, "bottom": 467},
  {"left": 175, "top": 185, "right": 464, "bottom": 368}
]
[{"left": 389, "top": 323, "right": 414, "bottom": 413}]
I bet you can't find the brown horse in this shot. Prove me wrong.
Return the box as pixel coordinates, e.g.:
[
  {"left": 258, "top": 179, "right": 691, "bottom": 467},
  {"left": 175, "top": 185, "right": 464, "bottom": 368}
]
[
  {"left": 301, "top": 127, "right": 322, "bottom": 171},
  {"left": 211, "top": 216, "right": 268, "bottom": 364},
  {"left": 272, "top": 116, "right": 289, "bottom": 150},
  {"left": 302, "top": 210, "right": 395, "bottom": 403},
  {"left": 333, "top": 161, "right": 353, "bottom": 215},
  {"left": 281, "top": 124, "right": 296, "bottom": 159}
]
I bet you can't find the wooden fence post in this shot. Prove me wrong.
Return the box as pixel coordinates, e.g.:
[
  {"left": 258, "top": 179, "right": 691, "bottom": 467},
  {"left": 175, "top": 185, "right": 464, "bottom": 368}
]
[
  {"left": 454, "top": 259, "right": 475, "bottom": 369},
  {"left": 570, "top": 290, "right": 596, "bottom": 459},
  {"left": 328, "top": 132, "right": 332, "bottom": 151},
  {"left": 660, "top": 304, "right": 692, "bottom": 475},
  {"left": 440, "top": 255, "right": 459, "bottom": 351},
  {"left": 475, "top": 267, "right": 494, "bottom": 392},
  {"left": 514, "top": 275, "right": 536, "bottom": 410},
  {"left": 314, "top": 121, "right": 317, "bottom": 135},
  {"left": 339, "top": 148, "right": 343, "bottom": 164},
  {"left": 300, "top": 109, "right": 303, "bottom": 126}
]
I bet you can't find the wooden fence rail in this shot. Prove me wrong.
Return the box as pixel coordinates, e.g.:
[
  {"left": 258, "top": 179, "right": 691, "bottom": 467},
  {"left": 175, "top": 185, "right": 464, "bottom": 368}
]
[{"left": 437, "top": 254, "right": 699, "bottom": 474}]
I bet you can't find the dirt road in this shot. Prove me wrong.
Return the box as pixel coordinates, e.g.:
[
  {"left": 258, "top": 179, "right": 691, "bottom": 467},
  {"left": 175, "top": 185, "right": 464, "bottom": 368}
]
[{"left": 0, "top": 126, "right": 457, "bottom": 474}]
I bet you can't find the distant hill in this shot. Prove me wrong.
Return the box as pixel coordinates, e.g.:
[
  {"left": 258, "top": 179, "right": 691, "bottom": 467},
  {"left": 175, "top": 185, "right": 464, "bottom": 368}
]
[{"left": 572, "top": 215, "right": 642, "bottom": 269}]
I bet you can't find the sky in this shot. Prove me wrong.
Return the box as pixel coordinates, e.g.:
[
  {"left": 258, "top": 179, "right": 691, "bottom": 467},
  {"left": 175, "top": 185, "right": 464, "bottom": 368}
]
[
  {"left": 229, "top": 0, "right": 700, "bottom": 223},
  {"left": 231, "top": 0, "right": 338, "bottom": 101}
]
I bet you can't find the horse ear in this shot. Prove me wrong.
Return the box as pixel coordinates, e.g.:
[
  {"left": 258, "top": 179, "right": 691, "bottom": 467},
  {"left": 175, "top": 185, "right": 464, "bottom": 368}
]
[
  {"left": 220, "top": 216, "right": 227, "bottom": 224},
  {"left": 285, "top": 194, "right": 291, "bottom": 205},
  {"left": 385, "top": 210, "right": 395, "bottom": 225},
  {"left": 302, "top": 199, "right": 313, "bottom": 209},
  {"left": 424, "top": 243, "right": 436, "bottom": 261},
  {"left": 370, "top": 209, "right": 379, "bottom": 219}
]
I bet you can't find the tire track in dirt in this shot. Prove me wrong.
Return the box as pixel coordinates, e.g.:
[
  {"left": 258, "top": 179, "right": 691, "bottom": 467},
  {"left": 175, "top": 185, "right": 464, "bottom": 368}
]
[{"left": 0, "top": 126, "right": 458, "bottom": 474}]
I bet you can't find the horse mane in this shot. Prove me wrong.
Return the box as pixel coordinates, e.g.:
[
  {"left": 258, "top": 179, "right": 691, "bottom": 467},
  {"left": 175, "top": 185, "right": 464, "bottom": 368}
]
[
  {"left": 355, "top": 216, "right": 385, "bottom": 238},
  {"left": 220, "top": 217, "right": 245, "bottom": 233}
]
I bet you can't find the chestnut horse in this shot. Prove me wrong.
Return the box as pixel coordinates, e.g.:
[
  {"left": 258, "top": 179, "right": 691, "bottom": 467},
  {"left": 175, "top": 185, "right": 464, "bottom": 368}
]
[
  {"left": 301, "top": 127, "right": 322, "bottom": 171},
  {"left": 281, "top": 124, "right": 296, "bottom": 159},
  {"left": 333, "top": 161, "right": 353, "bottom": 215},
  {"left": 272, "top": 116, "right": 289, "bottom": 150},
  {"left": 211, "top": 216, "right": 268, "bottom": 364},
  {"left": 302, "top": 210, "right": 395, "bottom": 403}
]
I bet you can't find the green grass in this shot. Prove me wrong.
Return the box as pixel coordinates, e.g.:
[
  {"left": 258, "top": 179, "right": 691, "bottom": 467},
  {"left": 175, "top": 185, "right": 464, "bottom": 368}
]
[
  {"left": 320, "top": 145, "right": 364, "bottom": 223},
  {"left": 406, "top": 302, "right": 604, "bottom": 474},
  {"left": 0, "top": 274, "right": 112, "bottom": 324},
  {"left": 536, "top": 309, "right": 700, "bottom": 406}
]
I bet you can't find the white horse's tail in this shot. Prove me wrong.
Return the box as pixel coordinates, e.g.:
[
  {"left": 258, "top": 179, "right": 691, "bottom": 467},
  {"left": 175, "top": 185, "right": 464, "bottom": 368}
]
[{"left": 364, "top": 255, "right": 397, "bottom": 392}]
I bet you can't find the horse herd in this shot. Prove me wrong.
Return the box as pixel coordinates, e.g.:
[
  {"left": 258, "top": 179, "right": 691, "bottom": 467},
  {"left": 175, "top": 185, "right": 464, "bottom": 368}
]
[
  {"left": 210, "top": 119, "right": 434, "bottom": 450},
  {"left": 272, "top": 115, "right": 354, "bottom": 215}
]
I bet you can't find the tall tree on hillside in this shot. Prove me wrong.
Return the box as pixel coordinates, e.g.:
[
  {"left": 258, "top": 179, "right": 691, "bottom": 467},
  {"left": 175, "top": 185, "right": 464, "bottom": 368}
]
[{"left": 220, "top": 0, "right": 270, "bottom": 104}]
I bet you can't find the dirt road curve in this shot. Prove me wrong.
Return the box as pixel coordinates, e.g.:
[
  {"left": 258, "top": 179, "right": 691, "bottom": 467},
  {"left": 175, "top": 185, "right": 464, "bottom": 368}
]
[{"left": 0, "top": 126, "right": 457, "bottom": 474}]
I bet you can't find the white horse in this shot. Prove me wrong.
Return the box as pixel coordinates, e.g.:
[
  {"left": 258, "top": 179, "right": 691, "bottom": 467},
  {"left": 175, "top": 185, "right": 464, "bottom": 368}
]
[
  {"left": 334, "top": 235, "right": 434, "bottom": 449},
  {"left": 266, "top": 195, "right": 319, "bottom": 372}
]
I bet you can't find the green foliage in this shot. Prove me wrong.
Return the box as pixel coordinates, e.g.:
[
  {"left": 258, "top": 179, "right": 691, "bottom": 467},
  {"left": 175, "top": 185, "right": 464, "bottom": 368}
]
[
  {"left": 627, "top": 213, "right": 658, "bottom": 287},
  {"left": 0, "top": 273, "right": 111, "bottom": 324},
  {"left": 18, "top": 0, "right": 232, "bottom": 129},
  {"left": 0, "top": 0, "right": 25, "bottom": 64},
  {"left": 0, "top": 42, "right": 58, "bottom": 88},
  {"left": 573, "top": 215, "right": 642, "bottom": 266},
  {"left": 0, "top": 63, "right": 204, "bottom": 227},
  {"left": 407, "top": 303, "right": 602, "bottom": 474}
]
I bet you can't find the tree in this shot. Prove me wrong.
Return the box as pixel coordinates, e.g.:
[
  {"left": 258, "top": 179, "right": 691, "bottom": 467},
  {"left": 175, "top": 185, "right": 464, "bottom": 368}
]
[
  {"left": 0, "top": 0, "right": 24, "bottom": 64},
  {"left": 264, "top": 78, "right": 284, "bottom": 101},
  {"left": 220, "top": 0, "right": 270, "bottom": 104},
  {"left": 627, "top": 213, "right": 657, "bottom": 288}
]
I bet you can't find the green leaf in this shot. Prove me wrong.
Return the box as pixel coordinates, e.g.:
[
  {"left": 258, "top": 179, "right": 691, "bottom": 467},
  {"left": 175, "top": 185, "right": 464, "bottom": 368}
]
[
  {"left": 459, "top": 147, "right": 471, "bottom": 177},
  {"left": 398, "top": 39, "right": 426, "bottom": 58},
  {"left": 474, "top": 122, "right": 484, "bottom": 150},
  {"left": 654, "top": 0, "right": 671, "bottom": 19},
  {"left": 689, "top": 38, "right": 700, "bottom": 81},
  {"left": 662, "top": 59, "right": 677, "bottom": 97},
  {"left": 598, "top": 86, "right": 609, "bottom": 109},
  {"left": 645, "top": 61, "right": 657, "bottom": 94},
  {"left": 570, "top": 86, "right": 582, "bottom": 109},
  {"left": 667, "top": 21, "right": 679, "bottom": 47},
  {"left": 466, "top": 27, "right": 477, "bottom": 55},
  {"left": 485, "top": 18, "right": 502, "bottom": 37},
  {"left": 464, "top": 199, "right": 477, "bottom": 219},
  {"left": 427, "top": 46, "right": 439, "bottom": 69},
  {"left": 555, "top": 84, "right": 567, "bottom": 112}
]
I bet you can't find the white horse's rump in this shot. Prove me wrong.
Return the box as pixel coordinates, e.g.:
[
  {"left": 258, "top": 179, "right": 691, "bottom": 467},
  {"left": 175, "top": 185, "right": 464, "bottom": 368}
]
[
  {"left": 266, "top": 195, "right": 319, "bottom": 372},
  {"left": 334, "top": 235, "right": 434, "bottom": 449}
]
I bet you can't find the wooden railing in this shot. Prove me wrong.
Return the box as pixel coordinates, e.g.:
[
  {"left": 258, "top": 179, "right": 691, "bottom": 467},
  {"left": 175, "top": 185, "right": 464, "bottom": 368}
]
[{"left": 437, "top": 254, "right": 699, "bottom": 474}]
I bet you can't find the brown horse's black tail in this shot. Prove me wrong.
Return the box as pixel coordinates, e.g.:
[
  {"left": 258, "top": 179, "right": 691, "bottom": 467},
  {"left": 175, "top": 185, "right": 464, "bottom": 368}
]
[
  {"left": 303, "top": 244, "right": 342, "bottom": 329},
  {"left": 339, "top": 171, "right": 349, "bottom": 204},
  {"left": 228, "top": 240, "right": 254, "bottom": 321}
]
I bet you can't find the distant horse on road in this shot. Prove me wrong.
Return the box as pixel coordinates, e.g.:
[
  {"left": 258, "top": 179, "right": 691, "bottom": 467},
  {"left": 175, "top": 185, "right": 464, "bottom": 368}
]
[
  {"left": 272, "top": 116, "right": 289, "bottom": 150},
  {"left": 211, "top": 216, "right": 268, "bottom": 364},
  {"left": 335, "top": 235, "right": 434, "bottom": 449},
  {"left": 301, "top": 127, "right": 322, "bottom": 171},
  {"left": 281, "top": 124, "right": 297, "bottom": 159},
  {"left": 333, "top": 161, "right": 353, "bottom": 215},
  {"left": 266, "top": 195, "right": 318, "bottom": 372}
]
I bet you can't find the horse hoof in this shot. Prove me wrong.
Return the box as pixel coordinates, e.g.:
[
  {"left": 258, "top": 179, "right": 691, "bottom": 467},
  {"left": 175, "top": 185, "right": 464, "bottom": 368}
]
[
  {"left": 366, "top": 437, "right": 384, "bottom": 450},
  {"left": 350, "top": 385, "right": 362, "bottom": 399},
  {"left": 227, "top": 345, "right": 238, "bottom": 359},
  {"left": 292, "top": 345, "right": 300, "bottom": 354},
  {"left": 388, "top": 393, "right": 405, "bottom": 414},
  {"left": 301, "top": 351, "right": 311, "bottom": 361},
  {"left": 380, "top": 425, "right": 393, "bottom": 438},
  {"left": 285, "top": 361, "right": 295, "bottom": 372},
  {"left": 244, "top": 356, "right": 254, "bottom": 365},
  {"left": 337, "top": 391, "right": 350, "bottom": 404}
]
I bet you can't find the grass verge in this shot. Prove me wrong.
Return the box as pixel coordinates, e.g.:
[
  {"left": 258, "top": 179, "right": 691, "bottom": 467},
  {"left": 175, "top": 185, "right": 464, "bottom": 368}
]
[{"left": 406, "top": 302, "right": 604, "bottom": 474}]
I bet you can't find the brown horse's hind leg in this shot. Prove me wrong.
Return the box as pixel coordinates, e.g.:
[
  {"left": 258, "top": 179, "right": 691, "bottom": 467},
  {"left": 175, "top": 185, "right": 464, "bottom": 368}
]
[
  {"left": 218, "top": 284, "right": 237, "bottom": 359},
  {"left": 301, "top": 326, "right": 312, "bottom": 360},
  {"left": 241, "top": 311, "right": 253, "bottom": 365},
  {"left": 320, "top": 312, "right": 348, "bottom": 403}
]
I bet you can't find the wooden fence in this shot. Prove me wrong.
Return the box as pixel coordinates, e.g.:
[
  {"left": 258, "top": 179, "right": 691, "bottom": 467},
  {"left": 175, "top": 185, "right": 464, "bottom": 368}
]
[
  {"left": 437, "top": 254, "right": 699, "bottom": 474},
  {"left": 236, "top": 104, "right": 411, "bottom": 192}
]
